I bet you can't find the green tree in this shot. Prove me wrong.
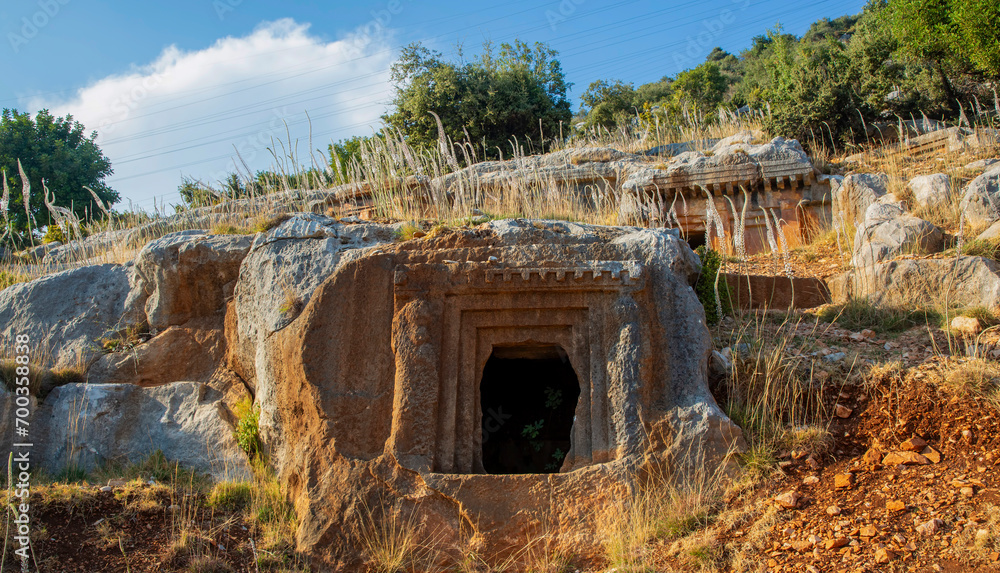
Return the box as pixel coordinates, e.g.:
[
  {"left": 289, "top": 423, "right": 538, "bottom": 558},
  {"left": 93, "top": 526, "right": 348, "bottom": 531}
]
[
  {"left": 580, "top": 80, "right": 638, "bottom": 129},
  {"left": 1, "top": 109, "right": 118, "bottom": 244},
  {"left": 177, "top": 176, "right": 220, "bottom": 208},
  {"left": 328, "top": 135, "right": 371, "bottom": 183},
  {"left": 737, "top": 28, "right": 868, "bottom": 143},
  {"left": 671, "top": 62, "right": 728, "bottom": 117},
  {"left": 634, "top": 77, "right": 673, "bottom": 107},
  {"left": 884, "top": 0, "right": 963, "bottom": 105},
  {"left": 383, "top": 40, "right": 572, "bottom": 159},
  {"left": 949, "top": 0, "right": 1000, "bottom": 79}
]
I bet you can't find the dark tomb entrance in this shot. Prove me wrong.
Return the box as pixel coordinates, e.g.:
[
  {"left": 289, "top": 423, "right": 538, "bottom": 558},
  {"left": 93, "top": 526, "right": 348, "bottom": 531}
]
[{"left": 480, "top": 344, "right": 581, "bottom": 474}]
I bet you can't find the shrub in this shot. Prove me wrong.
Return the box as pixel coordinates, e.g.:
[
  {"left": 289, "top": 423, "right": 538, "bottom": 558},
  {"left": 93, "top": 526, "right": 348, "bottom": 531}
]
[
  {"left": 42, "top": 224, "right": 66, "bottom": 244},
  {"left": 395, "top": 222, "right": 422, "bottom": 241},
  {"left": 694, "top": 246, "right": 732, "bottom": 325},
  {"left": 233, "top": 398, "right": 262, "bottom": 460}
]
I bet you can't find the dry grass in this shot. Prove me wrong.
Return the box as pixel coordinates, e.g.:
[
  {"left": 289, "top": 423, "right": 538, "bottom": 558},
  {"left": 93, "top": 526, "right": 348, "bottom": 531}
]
[
  {"left": 944, "top": 358, "right": 1000, "bottom": 405},
  {"left": 359, "top": 500, "right": 425, "bottom": 573},
  {"left": 210, "top": 223, "right": 253, "bottom": 236},
  {"left": 0, "top": 270, "right": 29, "bottom": 291},
  {"left": 818, "top": 297, "right": 941, "bottom": 334},
  {"left": 598, "top": 464, "right": 728, "bottom": 572},
  {"left": 950, "top": 504, "right": 1000, "bottom": 566},
  {"left": 719, "top": 315, "right": 835, "bottom": 474},
  {"left": 962, "top": 237, "right": 1000, "bottom": 260}
]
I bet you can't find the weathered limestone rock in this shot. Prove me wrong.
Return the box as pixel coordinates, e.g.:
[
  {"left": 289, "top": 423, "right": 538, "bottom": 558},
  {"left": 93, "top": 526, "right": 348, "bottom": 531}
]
[
  {"left": 908, "top": 173, "right": 952, "bottom": 209},
  {"left": 834, "top": 173, "right": 889, "bottom": 230},
  {"left": 38, "top": 382, "right": 249, "bottom": 480},
  {"left": 851, "top": 206, "right": 944, "bottom": 269},
  {"left": 977, "top": 220, "right": 1000, "bottom": 241},
  {"left": 0, "top": 264, "right": 141, "bottom": 368},
  {"left": 709, "top": 130, "right": 755, "bottom": 152},
  {"left": 830, "top": 256, "right": 1000, "bottom": 310},
  {"left": 132, "top": 231, "right": 252, "bottom": 332},
  {"left": 228, "top": 214, "right": 401, "bottom": 389},
  {"left": 960, "top": 164, "right": 1000, "bottom": 229},
  {"left": 44, "top": 228, "right": 132, "bottom": 264},
  {"left": 86, "top": 320, "right": 226, "bottom": 387},
  {"left": 21, "top": 241, "right": 61, "bottom": 261},
  {"left": 965, "top": 158, "right": 999, "bottom": 173},
  {"left": 950, "top": 316, "right": 983, "bottom": 337},
  {"left": 228, "top": 218, "right": 744, "bottom": 569},
  {"left": 621, "top": 136, "right": 814, "bottom": 196}
]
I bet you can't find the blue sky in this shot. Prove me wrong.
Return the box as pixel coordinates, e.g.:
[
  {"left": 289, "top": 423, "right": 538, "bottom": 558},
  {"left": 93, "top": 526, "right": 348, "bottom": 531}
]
[{"left": 1, "top": 0, "right": 867, "bottom": 210}]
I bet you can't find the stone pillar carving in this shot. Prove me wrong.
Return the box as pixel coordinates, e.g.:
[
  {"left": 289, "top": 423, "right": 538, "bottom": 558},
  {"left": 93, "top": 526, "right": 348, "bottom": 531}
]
[
  {"left": 387, "top": 298, "right": 442, "bottom": 472},
  {"left": 607, "top": 296, "right": 644, "bottom": 459}
]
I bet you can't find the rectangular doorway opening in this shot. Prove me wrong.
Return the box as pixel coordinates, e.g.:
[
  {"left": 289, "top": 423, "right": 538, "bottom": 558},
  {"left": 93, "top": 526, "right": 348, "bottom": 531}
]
[{"left": 480, "top": 344, "right": 581, "bottom": 474}]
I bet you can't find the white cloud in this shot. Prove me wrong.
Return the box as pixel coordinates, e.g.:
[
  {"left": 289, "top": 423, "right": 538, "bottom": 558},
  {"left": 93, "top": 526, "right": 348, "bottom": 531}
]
[{"left": 32, "top": 19, "right": 395, "bottom": 210}]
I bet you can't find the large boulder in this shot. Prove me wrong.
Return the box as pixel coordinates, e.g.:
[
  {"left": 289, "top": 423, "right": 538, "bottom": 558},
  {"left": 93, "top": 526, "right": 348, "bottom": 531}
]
[
  {"left": 851, "top": 203, "right": 944, "bottom": 268},
  {"left": 131, "top": 231, "right": 252, "bottom": 332},
  {"left": 830, "top": 256, "right": 1000, "bottom": 310},
  {"left": 0, "top": 264, "right": 142, "bottom": 368},
  {"left": 227, "top": 214, "right": 401, "bottom": 389},
  {"left": 228, "top": 218, "right": 744, "bottom": 569},
  {"left": 38, "top": 382, "right": 249, "bottom": 480},
  {"left": 86, "top": 320, "right": 227, "bottom": 387},
  {"left": 908, "top": 173, "right": 952, "bottom": 210},
  {"left": 965, "top": 158, "right": 999, "bottom": 174},
  {"left": 834, "top": 173, "right": 889, "bottom": 230},
  {"left": 960, "top": 163, "right": 1000, "bottom": 229}
]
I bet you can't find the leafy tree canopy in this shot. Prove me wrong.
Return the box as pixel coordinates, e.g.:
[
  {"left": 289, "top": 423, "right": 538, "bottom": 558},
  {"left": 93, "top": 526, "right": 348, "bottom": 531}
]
[
  {"left": 671, "top": 62, "right": 729, "bottom": 118},
  {"left": 382, "top": 40, "right": 572, "bottom": 159},
  {"left": 579, "top": 80, "right": 638, "bottom": 129},
  {"left": 1, "top": 109, "right": 118, "bottom": 245}
]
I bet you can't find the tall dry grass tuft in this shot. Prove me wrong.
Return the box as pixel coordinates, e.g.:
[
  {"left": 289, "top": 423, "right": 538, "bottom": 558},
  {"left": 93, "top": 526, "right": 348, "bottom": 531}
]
[
  {"left": 358, "top": 499, "right": 434, "bottom": 573},
  {"left": 719, "top": 314, "right": 836, "bottom": 474},
  {"left": 598, "top": 457, "right": 730, "bottom": 572}
]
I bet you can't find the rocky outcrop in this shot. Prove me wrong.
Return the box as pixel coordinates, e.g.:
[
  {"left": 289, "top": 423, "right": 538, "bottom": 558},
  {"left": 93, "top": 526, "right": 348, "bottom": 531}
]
[
  {"left": 0, "top": 264, "right": 142, "bottom": 368},
  {"left": 908, "top": 174, "right": 952, "bottom": 210},
  {"left": 834, "top": 173, "right": 889, "bottom": 230},
  {"left": 977, "top": 220, "right": 1000, "bottom": 241},
  {"left": 38, "top": 382, "right": 248, "bottom": 480},
  {"left": 224, "top": 217, "right": 744, "bottom": 569},
  {"left": 851, "top": 203, "right": 944, "bottom": 269},
  {"left": 227, "top": 214, "right": 401, "bottom": 390},
  {"left": 620, "top": 136, "right": 814, "bottom": 195},
  {"left": 965, "top": 158, "right": 999, "bottom": 174},
  {"left": 131, "top": 231, "right": 252, "bottom": 332},
  {"left": 4, "top": 214, "right": 747, "bottom": 569},
  {"left": 86, "top": 320, "right": 227, "bottom": 387},
  {"left": 830, "top": 256, "right": 1000, "bottom": 310},
  {"left": 44, "top": 228, "right": 131, "bottom": 264},
  {"left": 960, "top": 163, "right": 1000, "bottom": 229}
]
